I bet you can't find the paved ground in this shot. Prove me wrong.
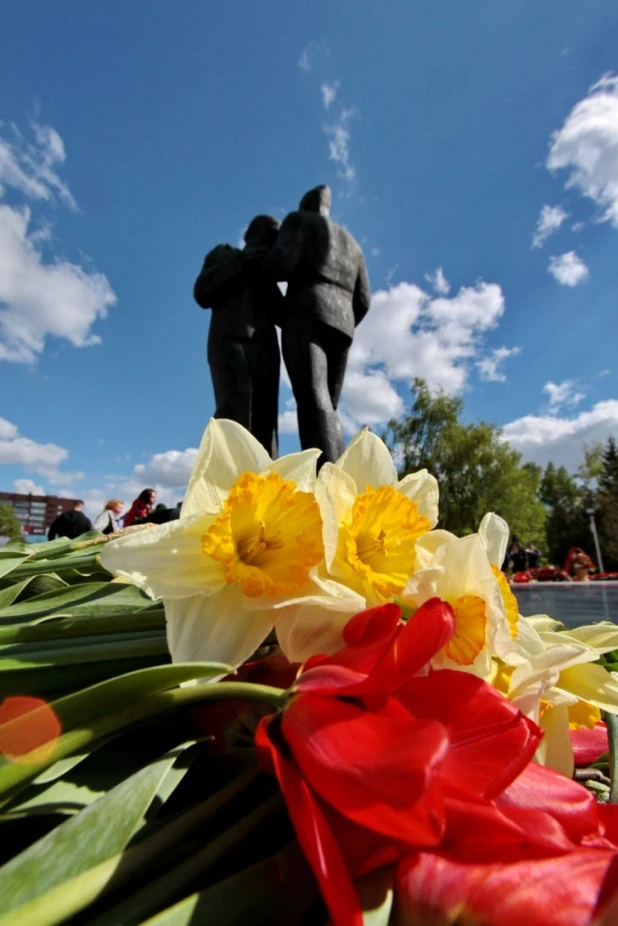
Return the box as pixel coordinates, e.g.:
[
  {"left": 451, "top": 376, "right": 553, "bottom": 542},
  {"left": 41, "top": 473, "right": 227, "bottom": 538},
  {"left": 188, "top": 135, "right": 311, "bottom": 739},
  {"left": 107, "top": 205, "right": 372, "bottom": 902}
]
[{"left": 513, "top": 582, "right": 618, "bottom": 628}]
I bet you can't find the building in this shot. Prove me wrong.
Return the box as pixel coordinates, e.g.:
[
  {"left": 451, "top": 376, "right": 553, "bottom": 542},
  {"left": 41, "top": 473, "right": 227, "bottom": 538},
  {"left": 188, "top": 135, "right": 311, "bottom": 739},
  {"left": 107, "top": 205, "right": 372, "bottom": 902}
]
[{"left": 0, "top": 492, "right": 80, "bottom": 537}]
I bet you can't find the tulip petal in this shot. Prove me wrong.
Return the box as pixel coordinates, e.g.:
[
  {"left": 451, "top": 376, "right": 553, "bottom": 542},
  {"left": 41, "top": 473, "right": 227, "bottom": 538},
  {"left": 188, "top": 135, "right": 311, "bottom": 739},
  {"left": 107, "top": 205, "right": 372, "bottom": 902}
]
[
  {"left": 165, "top": 584, "right": 275, "bottom": 670},
  {"left": 399, "top": 669, "right": 542, "bottom": 799},
  {"left": 265, "top": 449, "right": 322, "bottom": 492},
  {"left": 282, "top": 693, "right": 446, "bottom": 845},
  {"left": 570, "top": 723, "right": 609, "bottom": 767},
  {"left": 396, "top": 470, "right": 439, "bottom": 528},
  {"left": 268, "top": 736, "right": 364, "bottom": 926},
  {"left": 394, "top": 850, "right": 618, "bottom": 926},
  {"left": 100, "top": 514, "right": 224, "bottom": 600},
  {"left": 183, "top": 418, "right": 271, "bottom": 518},
  {"left": 499, "top": 759, "right": 599, "bottom": 845},
  {"left": 335, "top": 428, "right": 397, "bottom": 490}
]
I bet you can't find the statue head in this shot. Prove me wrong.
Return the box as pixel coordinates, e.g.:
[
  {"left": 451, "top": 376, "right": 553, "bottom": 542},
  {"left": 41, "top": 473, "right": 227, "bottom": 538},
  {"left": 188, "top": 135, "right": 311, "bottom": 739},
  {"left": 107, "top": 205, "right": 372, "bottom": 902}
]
[
  {"left": 299, "top": 185, "right": 332, "bottom": 216},
  {"left": 244, "top": 215, "right": 280, "bottom": 249}
]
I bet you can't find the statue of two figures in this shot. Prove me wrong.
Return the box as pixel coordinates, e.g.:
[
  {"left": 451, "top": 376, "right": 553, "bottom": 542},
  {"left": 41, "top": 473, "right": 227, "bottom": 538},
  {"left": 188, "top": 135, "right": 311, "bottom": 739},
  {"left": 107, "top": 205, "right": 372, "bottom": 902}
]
[{"left": 193, "top": 185, "right": 371, "bottom": 464}]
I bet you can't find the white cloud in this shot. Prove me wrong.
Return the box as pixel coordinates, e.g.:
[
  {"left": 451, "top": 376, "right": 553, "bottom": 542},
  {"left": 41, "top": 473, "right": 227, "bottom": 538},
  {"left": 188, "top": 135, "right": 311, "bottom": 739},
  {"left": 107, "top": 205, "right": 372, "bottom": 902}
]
[
  {"left": 548, "top": 250, "right": 589, "bottom": 286},
  {"left": 547, "top": 74, "right": 618, "bottom": 226},
  {"left": 503, "top": 399, "right": 618, "bottom": 470},
  {"left": 424, "top": 267, "right": 450, "bottom": 295},
  {"left": 0, "top": 120, "right": 76, "bottom": 210},
  {"left": 370, "top": 246, "right": 381, "bottom": 258},
  {"left": 320, "top": 82, "right": 339, "bottom": 109},
  {"left": 531, "top": 204, "right": 568, "bottom": 248},
  {"left": 477, "top": 346, "right": 521, "bottom": 382},
  {"left": 0, "top": 121, "right": 116, "bottom": 364},
  {"left": 543, "top": 379, "right": 585, "bottom": 413},
  {"left": 132, "top": 448, "right": 198, "bottom": 488},
  {"left": 13, "top": 477, "right": 44, "bottom": 495},
  {"left": 0, "top": 417, "right": 80, "bottom": 482},
  {"left": 0, "top": 417, "right": 18, "bottom": 439},
  {"left": 324, "top": 108, "right": 355, "bottom": 182},
  {"left": 0, "top": 205, "right": 116, "bottom": 362},
  {"left": 298, "top": 41, "right": 329, "bottom": 73},
  {"left": 278, "top": 397, "right": 298, "bottom": 435},
  {"left": 341, "top": 277, "right": 506, "bottom": 430}
]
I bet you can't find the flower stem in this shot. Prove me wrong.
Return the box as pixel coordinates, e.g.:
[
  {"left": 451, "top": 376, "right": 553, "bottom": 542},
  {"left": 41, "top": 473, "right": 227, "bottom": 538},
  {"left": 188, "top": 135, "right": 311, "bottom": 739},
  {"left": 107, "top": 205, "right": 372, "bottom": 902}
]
[
  {"left": 0, "top": 681, "right": 286, "bottom": 804},
  {"left": 603, "top": 710, "right": 618, "bottom": 803}
]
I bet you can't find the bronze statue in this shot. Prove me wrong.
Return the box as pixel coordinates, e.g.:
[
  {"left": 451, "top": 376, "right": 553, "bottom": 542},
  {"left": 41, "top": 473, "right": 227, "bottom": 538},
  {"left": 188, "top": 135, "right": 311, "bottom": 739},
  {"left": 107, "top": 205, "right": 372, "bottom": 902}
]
[
  {"left": 265, "top": 185, "right": 371, "bottom": 464},
  {"left": 193, "top": 215, "right": 283, "bottom": 458}
]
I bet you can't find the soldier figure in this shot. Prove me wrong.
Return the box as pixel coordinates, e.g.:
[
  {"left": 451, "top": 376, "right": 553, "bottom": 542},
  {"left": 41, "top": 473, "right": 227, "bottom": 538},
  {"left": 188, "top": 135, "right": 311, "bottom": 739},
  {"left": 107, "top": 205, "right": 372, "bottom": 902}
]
[
  {"left": 193, "top": 215, "right": 283, "bottom": 458},
  {"left": 265, "top": 185, "right": 370, "bottom": 465}
]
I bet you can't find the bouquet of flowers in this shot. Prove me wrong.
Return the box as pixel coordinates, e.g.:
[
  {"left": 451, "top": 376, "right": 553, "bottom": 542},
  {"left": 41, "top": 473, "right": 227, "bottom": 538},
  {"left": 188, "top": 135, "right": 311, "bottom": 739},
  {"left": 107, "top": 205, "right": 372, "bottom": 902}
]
[{"left": 0, "top": 419, "right": 617, "bottom": 926}]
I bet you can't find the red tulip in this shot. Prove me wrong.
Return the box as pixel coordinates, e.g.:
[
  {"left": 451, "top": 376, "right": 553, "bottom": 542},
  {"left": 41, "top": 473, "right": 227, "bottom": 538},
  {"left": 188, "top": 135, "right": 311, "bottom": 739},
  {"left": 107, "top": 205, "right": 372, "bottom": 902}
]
[
  {"left": 394, "top": 850, "right": 618, "bottom": 926},
  {"left": 256, "top": 599, "right": 543, "bottom": 925},
  {"left": 570, "top": 723, "right": 609, "bottom": 768}
]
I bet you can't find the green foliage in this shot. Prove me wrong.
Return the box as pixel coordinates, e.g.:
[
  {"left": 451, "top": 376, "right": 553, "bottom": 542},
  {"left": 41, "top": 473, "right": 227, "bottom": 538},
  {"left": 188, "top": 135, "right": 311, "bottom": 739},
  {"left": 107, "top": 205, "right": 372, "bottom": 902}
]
[
  {"left": 0, "top": 506, "right": 23, "bottom": 544},
  {"left": 539, "top": 462, "right": 591, "bottom": 567},
  {"left": 597, "top": 437, "right": 618, "bottom": 571},
  {"left": 384, "top": 378, "right": 546, "bottom": 544}
]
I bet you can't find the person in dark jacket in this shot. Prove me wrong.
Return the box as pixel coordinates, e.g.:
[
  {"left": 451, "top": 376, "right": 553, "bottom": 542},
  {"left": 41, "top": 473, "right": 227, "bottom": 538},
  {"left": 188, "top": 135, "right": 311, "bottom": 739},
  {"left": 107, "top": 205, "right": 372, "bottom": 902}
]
[
  {"left": 47, "top": 500, "right": 92, "bottom": 540},
  {"left": 124, "top": 489, "right": 156, "bottom": 527}
]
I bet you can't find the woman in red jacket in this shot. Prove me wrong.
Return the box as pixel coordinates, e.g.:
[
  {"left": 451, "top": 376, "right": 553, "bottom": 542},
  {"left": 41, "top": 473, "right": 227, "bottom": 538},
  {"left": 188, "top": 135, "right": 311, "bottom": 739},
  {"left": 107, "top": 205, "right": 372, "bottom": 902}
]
[{"left": 124, "top": 488, "right": 156, "bottom": 527}]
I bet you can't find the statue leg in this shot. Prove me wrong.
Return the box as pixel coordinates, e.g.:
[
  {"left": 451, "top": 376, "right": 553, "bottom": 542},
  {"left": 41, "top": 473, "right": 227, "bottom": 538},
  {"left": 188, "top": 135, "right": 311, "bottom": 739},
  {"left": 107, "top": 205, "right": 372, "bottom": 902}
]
[
  {"left": 282, "top": 321, "right": 343, "bottom": 465},
  {"left": 209, "top": 341, "right": 251, "bottom": 428},
  {"left": 247, "top": 330, "right": 280, "bottom": 459}
]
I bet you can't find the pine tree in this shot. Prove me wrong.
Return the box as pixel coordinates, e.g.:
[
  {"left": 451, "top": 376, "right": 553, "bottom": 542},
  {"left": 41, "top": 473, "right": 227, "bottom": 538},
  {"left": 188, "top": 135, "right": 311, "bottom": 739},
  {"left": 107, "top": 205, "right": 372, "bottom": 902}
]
[{"left": 597, "top": 437, "right": 618, "bottom": 571}]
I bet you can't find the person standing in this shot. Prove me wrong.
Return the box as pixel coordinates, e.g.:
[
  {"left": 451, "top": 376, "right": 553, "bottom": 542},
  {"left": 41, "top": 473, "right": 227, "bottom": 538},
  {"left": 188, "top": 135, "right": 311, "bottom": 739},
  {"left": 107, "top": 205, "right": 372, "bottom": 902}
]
[
  {"left": 264, "top": 185, "right": 371, "bottom": 465},
  {"left": 47, "top": 500, "right": 92, "bottom": 540},
  {"left": 124, "top": 489, "right": 156, "bottom": 527},
  {"left": 94, "top": 499, "right": 124, "bottom": 535},
  {"left": 193, "top": 215, "right": 283, "bottom": 458}
]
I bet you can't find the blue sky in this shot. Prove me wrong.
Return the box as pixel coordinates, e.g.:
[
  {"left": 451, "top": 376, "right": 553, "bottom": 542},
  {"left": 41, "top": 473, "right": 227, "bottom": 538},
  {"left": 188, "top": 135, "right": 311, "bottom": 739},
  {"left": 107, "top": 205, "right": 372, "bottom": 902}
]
[{"left": 1, "top": 0, "right": 617, "bottom": 517}]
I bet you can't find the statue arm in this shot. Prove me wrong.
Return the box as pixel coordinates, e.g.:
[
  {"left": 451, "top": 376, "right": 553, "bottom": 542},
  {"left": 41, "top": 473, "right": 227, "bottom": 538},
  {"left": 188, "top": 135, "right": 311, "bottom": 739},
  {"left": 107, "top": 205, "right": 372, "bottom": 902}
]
[
  {"left": 263, "top": 213, "right": 303, "bottom": 282},
  {"left": 353, "top": 256, "right": 371, "bottom": 326},
  {"left": 193, "top": 245, "right": 243, "bottom": 309}
]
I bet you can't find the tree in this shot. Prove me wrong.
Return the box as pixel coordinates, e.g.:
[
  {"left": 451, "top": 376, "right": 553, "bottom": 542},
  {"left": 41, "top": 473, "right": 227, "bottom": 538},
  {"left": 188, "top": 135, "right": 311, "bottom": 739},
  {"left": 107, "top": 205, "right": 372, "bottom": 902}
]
[
  {"left": 0, "top": 504, "right": 23, "bottom": 543},
  {"left": 597, "top": 437, "right": 618, "bottom": 571},
  {"left": 539, "top": 463, "right": 589, "bottom": 567},
  {"left": 383, "top": 379, "right": 546, "bottom": 544}
]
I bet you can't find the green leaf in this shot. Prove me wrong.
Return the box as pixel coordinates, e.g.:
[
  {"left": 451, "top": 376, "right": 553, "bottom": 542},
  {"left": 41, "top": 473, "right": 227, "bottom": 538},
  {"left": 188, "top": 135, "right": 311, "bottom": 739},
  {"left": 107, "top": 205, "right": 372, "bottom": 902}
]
[
  {"left": 140, "top": 843, "right": 317, "bottom": 926},
  {"left": 0, "top": 582, "right": 150, "bottom": 622},
  {"left": 0, "top": 663, "right": 233, "bottom": 798},
  {"left": 0, "top": 748, "right": 183, "bottom": 916},
  {"left": 0, "top": 555, "right": 29, "bottom": 581},
  {"left": 0, "top": 635, "right": 168, "bottom": 671},
  {"left": 0, "top": 609, "right": 165, "bottom": 645}
]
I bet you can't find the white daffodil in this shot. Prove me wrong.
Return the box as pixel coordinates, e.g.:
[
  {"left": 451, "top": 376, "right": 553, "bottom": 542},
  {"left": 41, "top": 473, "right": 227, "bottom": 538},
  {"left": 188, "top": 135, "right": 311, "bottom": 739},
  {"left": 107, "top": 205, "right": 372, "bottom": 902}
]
[
  {"left": 101, "top": 418, "right": 344, "bottom": 670},
  {"left": 402, "top": 532, "right": 513, "bottom": 677},
  {"left": 478, "top": 512, "right": 520, "bottom": 640},
  {"left": 494, "top": 617, "right": 618, "bottom": 775},
  {"left": 314, "top": 429, "right": 439, "bottom": 608}
]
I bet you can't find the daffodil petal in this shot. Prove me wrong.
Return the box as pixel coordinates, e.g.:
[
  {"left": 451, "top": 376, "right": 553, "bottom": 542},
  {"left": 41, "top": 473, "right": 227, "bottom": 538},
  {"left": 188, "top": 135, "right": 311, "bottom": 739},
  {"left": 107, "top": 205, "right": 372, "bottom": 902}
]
[
  {"left": 525, "top": 615, "right": 564, "bottom": 632},
  {"left": 558, "top": 663, "right": 618, "bottom": 713},
  {"left": 315, "top": 463, "right": 357, "bottom": 573},
  {"left": 536, "top": 704, "right": 574, "bottom": 776},
  {"left": 415, "top": 530, "right": 456, "bottom": 556},
  {"left": 101, "top": 515, "right": 224, "bottom": 600},
  {"left": 556, "top": 622, "right": 618, "bottom": 654},
  {"left": 478, "top": 513, "right": 509, "bottom": 568},
  {"left": 165, "top": 585, "right": 275, "bottom": 669},
  {"left": 335, "top": 428, "right": 397, "bottom": 490},
  {"left": 275, "top": 601, "right": 359, "bottom": 663},
  {"left": 396, "top": 470, "right": 439, "bottom": 528},
  {"left": 183, "top": 419, "right": 271, "bottom": 518},
  {"left": 265, "top": 449, "right": 322, "bottom": 492}
]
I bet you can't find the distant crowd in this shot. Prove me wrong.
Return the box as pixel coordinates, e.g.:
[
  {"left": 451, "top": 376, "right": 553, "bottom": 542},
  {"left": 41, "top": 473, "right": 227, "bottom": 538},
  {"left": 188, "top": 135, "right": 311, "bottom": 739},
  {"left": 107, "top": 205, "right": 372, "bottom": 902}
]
[
  {"left": 47, "top": 490, "right": 181, "bottom": 541},
  {"left": 502, "top": 536, "right": 542, "bottom": 573}
]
